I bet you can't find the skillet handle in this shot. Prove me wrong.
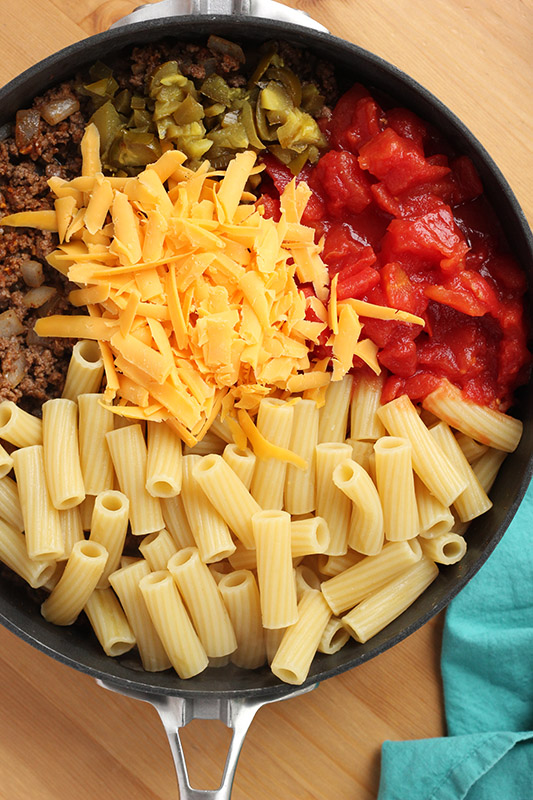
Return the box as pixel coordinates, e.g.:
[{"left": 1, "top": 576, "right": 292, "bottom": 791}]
[
  {"left": 97, "top": 678, "right": 318, "bottom": 799},
  {"left": 110, "top": 0, "right": 330, "bottom": 33}
]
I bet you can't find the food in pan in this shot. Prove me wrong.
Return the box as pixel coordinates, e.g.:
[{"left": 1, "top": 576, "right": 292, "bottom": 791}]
[{"left": 0, "top": 37, "right": 529, "bottom": 685}]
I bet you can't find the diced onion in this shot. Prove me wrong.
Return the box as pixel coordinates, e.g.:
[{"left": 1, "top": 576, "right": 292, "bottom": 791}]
[
  {"left": 40, "top": 97, "right": 80, "bottom": 126},
  {"left": 22, "top": 286, "right": 57, "bottom": 308},
  {"left": 21, "top": 259, "right": 44, "bottom": 288},
  {"left": 0, "top": 309, "right": 25, "bottom": 336},
  {"left": 15, "top": 109, "right": 40, "bottom": 152},
  {"left": 4, "top": 353, "right": 27, "bottom": 388}
]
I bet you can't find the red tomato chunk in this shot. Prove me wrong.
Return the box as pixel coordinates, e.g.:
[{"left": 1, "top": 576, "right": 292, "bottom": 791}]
[{"left": 262, "top": 85, "right": 530, "bottom": 410}]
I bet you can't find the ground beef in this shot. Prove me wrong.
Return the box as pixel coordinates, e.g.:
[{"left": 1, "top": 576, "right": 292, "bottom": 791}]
[{"left": 0, "top": 85, "right": 88, "bottom": 410}]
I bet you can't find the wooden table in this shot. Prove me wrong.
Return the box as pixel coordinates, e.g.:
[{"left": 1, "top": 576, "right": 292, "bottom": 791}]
[{"left": 0, "top": 2, "right": 531, "bottom": 798}]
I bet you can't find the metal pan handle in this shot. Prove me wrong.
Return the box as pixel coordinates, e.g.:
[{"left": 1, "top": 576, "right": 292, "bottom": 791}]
[
  {"left": 110, "top": 0, "right": 329, "bottom": 33},
  {"left": 97, "top": 678, "right": 317, "bottom": 799}
]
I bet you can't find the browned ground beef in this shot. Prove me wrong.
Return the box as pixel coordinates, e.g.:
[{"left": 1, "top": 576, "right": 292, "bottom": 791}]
[
  {"left": 0, "top": 39, "right": 337, "bottom": 413},
  {"left": 0, "top": 85, "right": 88, "bottom": 412}
]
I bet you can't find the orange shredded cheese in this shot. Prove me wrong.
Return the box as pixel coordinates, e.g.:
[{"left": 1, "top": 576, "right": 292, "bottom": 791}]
[{"left": 2, "top": 123, "right": 425, "bottom": 445}]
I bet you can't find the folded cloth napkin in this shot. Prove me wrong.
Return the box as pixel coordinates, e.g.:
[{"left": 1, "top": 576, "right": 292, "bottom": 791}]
[{"left": 377, "top": 480, "right": 533, "bottom": 800}]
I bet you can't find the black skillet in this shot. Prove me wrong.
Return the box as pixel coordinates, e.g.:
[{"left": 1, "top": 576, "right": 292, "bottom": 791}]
[{"left": 0, "top": 1, "right": 532, "bottom": 796}]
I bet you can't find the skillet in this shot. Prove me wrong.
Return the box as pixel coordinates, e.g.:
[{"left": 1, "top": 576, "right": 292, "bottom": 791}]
[{"left": 0, "top": 1, "right": 532, "bottom": 796}]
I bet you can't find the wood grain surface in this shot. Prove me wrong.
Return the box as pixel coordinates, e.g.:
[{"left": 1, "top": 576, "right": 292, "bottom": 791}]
[{"left": 0, "top": 2, "right": 531, "bottom": 798}]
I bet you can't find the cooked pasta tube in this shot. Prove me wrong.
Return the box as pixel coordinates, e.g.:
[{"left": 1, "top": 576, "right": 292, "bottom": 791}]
[
  {"left": 181, "top": 455, "right": 235, "bottom": 562},
  {"left": 106, "top": 424, "right": 164, "bottom": 536},
  {"left": 62, "top": 339, "right": 104, "bottom": 401},
  {"left": 285, "top": 398, "right": 318, "bottom": 515},
  {"left": 139, "top": 570, "right": 208, "bottom": 679},
  {"left": 342, "top": 556, "right": 439, "bottom": 643},
  {"left": 209, "top": 560, "right": 233, "bottom": 584},
  {"left": 0, "top": 519, "right": 56, "bottom": 588},
  {"left": 294, "top": 563, "right": 322, "bottom": 599},
  {"left": 89, "top": 490, "right": 130, "bottom": 587},
  {"left": 350, "top": 371, "right": 386, "bottom": 441},
  {"left": 429, "top": 421, "right": 492, "bottom": 522},
  {"left": 422, "top": 379, "right": 523, "bottom": 452},
  {"left": 332, "top": 458, "right": 384, "bottom": 555},
  {"left": 41, "top": 540, "right": 107, "bottom": 626},
  {"left": 167, "top": 547, "right": 237, "bottom": 658},
  {"left": 419, "top": 532, "right": 467, "bottom": 565},
  {"left": 315, "top": 442, "right": 353, "bottom": 556},
  {"left": 318, "top": 375, "right": 352, "bottom": 443},
  {"left": 146, "top": 420, "right": 182, "bottom": 498},
  {"left": 160, "top": 494, "right": 196, "bottom": 549},
  {"left": 78, "top": 393, "right": 114, "bottom": 495},
  {"left": 84, "top": 587, "right": 136, "bottom": 657},
  {"left": 250, "top": 398, "right": 294, "bottom": 509},
  {"left": 0, "top": 400, "right": 42, "bottom": 447},
  {"left": 222, "top": 444, "right": 256, "bottom": 490},
  {"left": 252, "top": 509, "right": 298, "bottom": 629},
  {"left": 265, "top": 627, "right": 285, "bottom": 664},
  {"left": 321, "top": 540, "right": 422, "bottom": 616},
  {"left": 454, "top": 432, "right": 488, "bottom": 464},
  {"left": 139, "top": 529, "right": 178, "bottom": 572},
  {"left": 12, "top": 445, "right": 63, "bottom": 560},
  {"left": 317, "top": 549, "right": 364, "bottom": 578},
  {"left": 218, "top": 569, "right": 266, "bottom": 669},
  {"left": 108, "top": 559, "right": 171, "bottom": 672},
  {"left": 471, "top": 448, "right": 507, "bottom": 493},
  {"left": 290, "top": 516, "right": 330, "bottom": 557},
  {"left": 209, "top": 415, "right": 233, "bottom": 444},
  {"left": 271, "top": 590, "right": 331, "bottom": 685},
  {"left": 377, "top": 394, "right": 467, "bottom": 506},
  {"left": 42, "top": 561, "right": 66, "bottom": 593},
  {"left": 374, "top": 437, "right": 419, "bottom": 541},
  {"left": 0, "top": 443, "right": 13, "bottom": 479},
  {"left": 58, "top": 506, "right": 85, "bottom": 560},
  {"left": 345, "top": 439, "right": 374, "bottom": 473},
  {"left": 414, "top": 476, "right": 454, "bottom": 539},
  {"left": 0, "top": 474, "right": 24, "bottom": 531},
  {"left": 192, "top": 453, "right": 260, "bottom": 550},
  {"left": 228, "top": 541, "right": 257, "bottom": 571},
  {"left": 42, "top": 398, "right": 85, "bottom": 510},
  {"left": 318, "top": 616, "right": 350, "bottom": 655},
  {"left": 79, "top": 494, "right": 96, "bottom": 531},
  {"left": 183, "top": 430, "right": 226, "bottom": 456}
]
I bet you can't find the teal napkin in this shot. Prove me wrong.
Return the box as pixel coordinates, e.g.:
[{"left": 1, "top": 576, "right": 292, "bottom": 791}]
[{"left": 377, "top": 481, "right": 533, "bottom": 800}]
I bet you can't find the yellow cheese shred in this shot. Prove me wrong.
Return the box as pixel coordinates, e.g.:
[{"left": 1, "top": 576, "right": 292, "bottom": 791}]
[{"left": 3, "top": 123, "right": 425, "bottom": 447}]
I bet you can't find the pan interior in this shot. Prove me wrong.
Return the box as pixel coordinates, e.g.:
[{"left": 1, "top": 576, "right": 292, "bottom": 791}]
[{"left": 0, "top": 16, "right": 532, "bottom": 698}]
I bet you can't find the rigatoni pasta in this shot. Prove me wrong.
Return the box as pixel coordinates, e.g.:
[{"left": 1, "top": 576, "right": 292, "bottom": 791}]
[
  {"left": 42, "top": 398, "right": 85, "bottom": 510},
  {"left": 61, "top": 339, "right": 104, "bottom": 401},
  {"left": 77, "top": 393, "right": 114, "bottom": 495},
  {"left": 41, "top": 539, "right": 107, "bottom": 626}
]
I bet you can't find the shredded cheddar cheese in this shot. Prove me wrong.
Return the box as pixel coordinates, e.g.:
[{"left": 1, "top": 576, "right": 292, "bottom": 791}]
[{"left": 1, "top": 123, "right": 424, "bottom": 445}]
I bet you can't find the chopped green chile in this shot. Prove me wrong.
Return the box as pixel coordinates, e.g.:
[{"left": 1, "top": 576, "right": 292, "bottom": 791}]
[{"left": 79, "top": 38, "right": 328, "bottom": 173}]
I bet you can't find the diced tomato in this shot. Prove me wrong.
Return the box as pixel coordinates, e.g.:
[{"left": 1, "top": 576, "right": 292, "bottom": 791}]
[
  {"left": 378, "top": 335, "right": 418, "bottom": 377},
  {"left": 450, "top": 156, "right": 483, "bottom": 205},
  {"left": 336, "top": 266, "right": 381, "bottom": 300},
  {"left": 358, "top": 128, "right": 451, "bottom": 194},
  {"left": 343, "top": 97, "right": 384, "bottom": 151},
  {"left": 381, "top": 261, "right": 424, "bottom": 315},
  {"left": 313, "top": 150, "right": 373, "bottom": 216},
  {"left": 424, "top": 270, "right": 500, "bottom": 316},
  {"left": 385, "top": 108, "right": 428, "bottom": 151},
  {"left": 257, "top": 192, "right": 280, "bottom": 221},
  {"left": 327, "top": 84, "right": 374, "bottom": 150},
  {"left": 383, "top": 205, "right": 470, "bottom": 272}
]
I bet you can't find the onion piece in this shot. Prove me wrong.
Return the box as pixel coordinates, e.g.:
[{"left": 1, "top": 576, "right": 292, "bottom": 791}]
[
  {"left": 22, "top": 286, "right": 57, "bottom": 308},
  {"left": 21, "top": 259, "right": 44, "bottom": 288},
  {"left": 4, "top": 353, "right": 27, "bottom": 388},
  {"left": 40, "top": 97, "right": 80, "bottom": 126},
  {"left": 15, "top": 109, "right": 40, "bottom": 152},
  {"left": 0, "top": 309, "right": 25, "bottom": 336}
]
